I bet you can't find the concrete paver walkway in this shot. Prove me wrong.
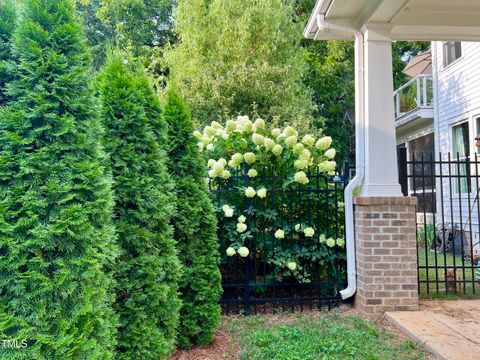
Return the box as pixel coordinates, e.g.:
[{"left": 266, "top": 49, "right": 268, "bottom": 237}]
[{"left": 385, "top": 300, "right": 480, "bottom": 360}]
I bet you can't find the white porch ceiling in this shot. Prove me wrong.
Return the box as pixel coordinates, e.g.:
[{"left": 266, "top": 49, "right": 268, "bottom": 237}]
[{"left": 304, "top": 0, "right": 480, "bottom": 41}]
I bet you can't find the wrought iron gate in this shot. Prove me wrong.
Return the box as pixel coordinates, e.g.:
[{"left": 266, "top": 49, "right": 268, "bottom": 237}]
[{"left": 398, "top": 148, "right": 480, "bottom": 297}]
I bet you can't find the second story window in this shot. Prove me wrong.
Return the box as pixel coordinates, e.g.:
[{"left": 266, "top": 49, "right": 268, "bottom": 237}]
[{"left": 443, "top": 41, "right": 462, "bottom": 67}]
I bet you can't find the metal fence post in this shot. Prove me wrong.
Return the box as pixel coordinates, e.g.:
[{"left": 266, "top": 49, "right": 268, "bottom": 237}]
[{"left": 398, "top": 147, "right": 408, "bottom": 196}]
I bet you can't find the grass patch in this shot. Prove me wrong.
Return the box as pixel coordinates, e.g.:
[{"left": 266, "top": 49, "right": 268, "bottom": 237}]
[
  {"left": 417, "top": 248, "right": 480, "bottom": 298},
  {"left": 223, "top": 312, "right": 428, "bottom": 360}
]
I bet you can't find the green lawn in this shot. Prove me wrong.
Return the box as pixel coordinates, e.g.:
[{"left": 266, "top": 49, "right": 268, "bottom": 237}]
[
  {"left": 417, "top": 248, "right": 480, "bottom": 298},
  {"left": 223, "top": 312, "right": 429, "bottom": 360}
]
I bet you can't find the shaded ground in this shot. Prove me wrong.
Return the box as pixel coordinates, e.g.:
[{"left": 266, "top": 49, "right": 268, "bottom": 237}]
[
  {"left": 170, "top": 306, "right": 433, "bottom": 359},
  {"left": 386, "top": 300, "right": 480, "bottom": 360}
]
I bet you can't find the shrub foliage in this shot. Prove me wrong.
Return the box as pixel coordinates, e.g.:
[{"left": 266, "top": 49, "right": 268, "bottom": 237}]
[
  {"left": 0, "top": 0, "right": 118, "bottom": 358},
  {"left": 163, "top": 90, "right": 222, "bottom": 348},
  {"left": 0, "top": 0, "right": 16, "bottom": 105},
  {"left": 96, "top": 52, "right": 181, "bottom": 360}
]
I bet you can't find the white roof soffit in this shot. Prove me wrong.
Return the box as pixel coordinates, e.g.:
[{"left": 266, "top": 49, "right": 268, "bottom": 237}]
[{"left": 304, "top": 0, "right": 480, "bottom": 41}]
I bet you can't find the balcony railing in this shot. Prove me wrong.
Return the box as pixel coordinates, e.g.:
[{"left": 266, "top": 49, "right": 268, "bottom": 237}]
[{"left": 394, "top": 74, "right": 433, "bottom": 120}]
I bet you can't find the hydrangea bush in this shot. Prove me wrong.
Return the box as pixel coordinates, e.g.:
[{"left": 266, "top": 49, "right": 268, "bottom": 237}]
[{"left": 197, "top": 116, "right": 346, "bottom": 284}]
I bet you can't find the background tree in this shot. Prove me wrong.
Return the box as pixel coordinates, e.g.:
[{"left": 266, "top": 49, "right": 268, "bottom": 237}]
[
  {"left": 76, "top": 0, "right": 176, "bottom": 70},
  {"left": 96, "top": 51, "right": 181, "bottom": 360},
  {"left": 0, "top": 0, "right": 16, "bottom": 105},
  {"left": 163, "top": 90, "right": 221, "bottom": 348},
  {"left": 0, "top": 0, "right": 118, "bottom": 358},
  {"left": 164, "top": 0, "right": 315, "bottom": 129}
]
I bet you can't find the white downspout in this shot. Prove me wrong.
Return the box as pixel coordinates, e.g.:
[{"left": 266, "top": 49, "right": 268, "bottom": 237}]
[{"left": 315, "top": 15, "right": 365, "bottom": 300}]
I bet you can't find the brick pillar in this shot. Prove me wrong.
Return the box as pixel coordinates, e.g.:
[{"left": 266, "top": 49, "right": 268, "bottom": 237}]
[{"left": 354, "top": 197, "right": 418, "bottom": 315}]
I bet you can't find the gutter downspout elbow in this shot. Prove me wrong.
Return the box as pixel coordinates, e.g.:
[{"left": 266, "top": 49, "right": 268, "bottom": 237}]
[{"left": 316, "top": 14, "right": 365, "bottom": 300}]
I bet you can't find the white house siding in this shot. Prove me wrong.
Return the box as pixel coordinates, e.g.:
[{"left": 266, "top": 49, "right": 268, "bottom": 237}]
[{"left": 433, "top": 41, "right": 480, "bottom": 252}]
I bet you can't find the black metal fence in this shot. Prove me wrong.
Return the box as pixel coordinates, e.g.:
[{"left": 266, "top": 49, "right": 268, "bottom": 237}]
[
  {"left": 209, "top": 165, "right": 347, "bottom": 314},
  {"left": 398, "top": 148, "right": 480, "bottom": 297}
]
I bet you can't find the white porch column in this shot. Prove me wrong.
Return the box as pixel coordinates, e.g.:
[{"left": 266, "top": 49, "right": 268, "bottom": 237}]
[{"left": 359, "top": 25, "right": 402, "bottom": 197}]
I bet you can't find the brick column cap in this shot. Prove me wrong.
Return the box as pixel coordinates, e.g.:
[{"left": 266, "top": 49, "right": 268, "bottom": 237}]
[{"left": 354, "top": 196, "right": 417, "bottom": 206}]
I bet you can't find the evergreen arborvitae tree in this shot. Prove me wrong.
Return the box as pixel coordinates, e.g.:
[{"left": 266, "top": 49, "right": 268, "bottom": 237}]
[
  {"left": 96, "top": 52, "right": 181, "bottom": 360},
  {"left": 0, "top": 0, "right": 16, "bottom": 105},
  {"left": 163, "top": 90, "right": 222, "bottom": 348},
  {"left": 0, "top": 0, "right": 118, "bottom": 358}
]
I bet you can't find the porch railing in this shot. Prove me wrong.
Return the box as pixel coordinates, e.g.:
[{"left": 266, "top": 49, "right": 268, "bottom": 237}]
[{"left": 394, "top": 74, "right": 433, "bottom": 119}]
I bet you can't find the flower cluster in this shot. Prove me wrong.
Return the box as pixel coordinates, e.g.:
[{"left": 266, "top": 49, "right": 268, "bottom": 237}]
[
  {"left": 198, "top": 115, "right": 338, "bottom": 184},
  {"left": 202, "top": 116, "right": 344, "bottom": 283}
]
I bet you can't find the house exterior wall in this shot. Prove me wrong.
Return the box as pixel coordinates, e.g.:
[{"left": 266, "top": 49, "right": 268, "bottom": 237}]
[{"left": 433, "top": 41, "right": 480, "bottom": 250}]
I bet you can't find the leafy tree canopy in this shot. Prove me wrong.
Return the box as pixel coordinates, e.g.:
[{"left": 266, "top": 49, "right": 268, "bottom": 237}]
[{"left": 164, "top": 0, "right": 316, "bottom": 130}]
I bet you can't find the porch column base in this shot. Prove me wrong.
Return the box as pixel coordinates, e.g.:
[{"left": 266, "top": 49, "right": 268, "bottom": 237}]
[{"left": 354, "top": 196, "right": 419, "bottom": 315}]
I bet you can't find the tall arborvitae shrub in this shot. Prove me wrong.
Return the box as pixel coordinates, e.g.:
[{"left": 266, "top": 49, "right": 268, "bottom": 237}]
[
  {"left": 0, "top": 0, "right": 117, "bottom": 358},
  {"left": 0, "top": 0, "right": 16, "bottom": 105},
  {"left": 96, "top": 52, "right": 181, "bottom": 360},
  {"left": 163, "top": 90, "right": 222, "bottom": 348}
]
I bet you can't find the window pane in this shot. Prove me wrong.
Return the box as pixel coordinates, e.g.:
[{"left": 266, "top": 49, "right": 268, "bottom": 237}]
[{"left": 452, "top": 122, "right": 470, "bottom": 193}]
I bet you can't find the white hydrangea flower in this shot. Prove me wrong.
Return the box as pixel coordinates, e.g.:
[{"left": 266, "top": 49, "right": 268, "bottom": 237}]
[
  {"left": 208, "top": 169, "right": 217, "bottom": 178},
  {"left": 231, "top": 153, "right": 244, "bottom": 165},
  {"left": 325, "top": 148, "right": 336, "bottom": 159},
  {"left": 226, "top": 247, "right": 236, "bottom": 256},
  {"left": 193, "top": 130, "right": 202, "bottom": 139},
  {"left": 200, "top": 135, "right": 211, "bottom": 145},
  {"left": 238, "top": 215, "right": 246, "bottom": 223},
  {"left": 294, "top": 159, "right": 308, "bottom": 170},
  {"left": 287, "top": 262, "right": 297, "bottom": 271},
  {"left": 253, "top": 118, "right": 265, "bottom": 131},
  {"left": 304, "top": 227, "right": 315, "bottom": 237},
  {"left": 299, "top": 149, "right": 311, "bottom": 161},
  {"left": 237, "top": 223, "right": 247, "bottom": 233},
  {"left": 295, "top": 224, "right": 301, "bottom": 232},
  {"left": 274, "top": 229, "right": 285, "bottom": 239},
  {"left": 320, "top": 234, "right": 326, "bottom": 243},
  {"left": 326, "top": 238, "right": 336, "bottom": 248},
  {"left": 228, "top": 159, "right": 240, "bottom": 168},
  {"left": 271, "top": 128, "right": 281, "bottom": 137},
  {"left": 216, "top": 128, "right": 226, "bottom": 137},
  {"left": 243, "top": 152, "right": 256, "bottom": 164},
  {"left": 284, "top": 135, "right": 298, "bottom": 148},
  {"left": 318, "top": 160, "right": 336, "bottom": 175},
  {"left": 208, "top": 159, "right": 216, "bottom": 168},
  {"left": 224, "top": 208, "right": 234, "bottom": 217},
  {"left": 252, "top": 133, "right": 264, "bottom": 146},
  {"left": 316, "top": 136, "right": 332, "bottom": 150},
  {"left": 212, "top": 161, "right": 224, "bottom": 173},
  {"left": 293, "top": 143, "right": 304, "bottom": 154},
  {"left": 263, "top": 137, "right": 275, "bottom": 151},
  {"left": 257, "top": 188, "right": 267, "bottom": 198},
  {"left": 302, "top": 134, "right": 315, "bottom": 147},
  {"left": 222, "top": 204, "right": 231, "bottom": 212},
  {"left": 337, "top": 238, "right": 345, "bottom": 247},
  {"left": 211, "top": 121, "right": 222, "bottom": 129},
  {"left": 282, "top": 126, "right": 297, "bottom": 137},
  {"left": 248, "top": 168, "right": 258, "bottom": 178},
  {"left": 272, "top": 144, "right": 283, "bottom": 156},
  {"left": 239, "top": 118, "right": 253, "bottom": 133},
  {"left": 198, "top": 142, "right": 204, "bottom": 151},
  {"left": 245, "top": 187, "right": 256, "bottom": 198},
  {"left": 294, "top": 171, "right": 309, "bottom": 185},
  {"left": 238, "top": 246, "right": 249, "bottom": 257},
  {"left": 206, "top": 143, "right": 214, "bottom": 151},
  {"left": 218, "top": 158, "right": 227, "bottom": 167},
  {"left": 225, "top": 120, "right": 237, "bottom": 132},
  {"left": 204, "top": 126, "right": 216, "bottom": 137},
  {"left": 221, "top": 170, "right": 231, "bottom": 179}
]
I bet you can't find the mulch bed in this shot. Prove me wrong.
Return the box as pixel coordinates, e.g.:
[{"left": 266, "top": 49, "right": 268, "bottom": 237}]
[{"left": 169, "top": 330, "right": 240, "bottom": 360}]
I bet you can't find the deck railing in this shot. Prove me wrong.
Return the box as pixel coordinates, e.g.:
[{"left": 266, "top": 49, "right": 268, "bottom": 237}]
[{"left": 394, "top": 74, "right": 433, "bottom": 119}]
